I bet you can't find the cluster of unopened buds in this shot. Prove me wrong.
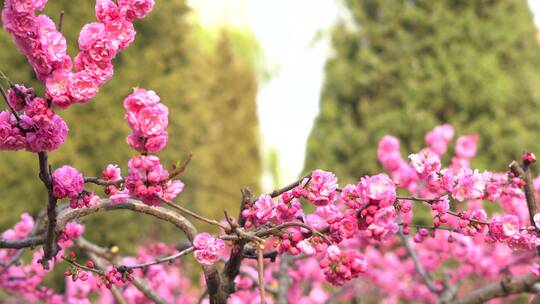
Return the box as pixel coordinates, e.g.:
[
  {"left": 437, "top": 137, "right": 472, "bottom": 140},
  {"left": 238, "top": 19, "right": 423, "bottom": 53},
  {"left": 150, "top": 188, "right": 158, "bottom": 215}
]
[{"left": 319, "top": 245, "right": 367, "bottom": 286}]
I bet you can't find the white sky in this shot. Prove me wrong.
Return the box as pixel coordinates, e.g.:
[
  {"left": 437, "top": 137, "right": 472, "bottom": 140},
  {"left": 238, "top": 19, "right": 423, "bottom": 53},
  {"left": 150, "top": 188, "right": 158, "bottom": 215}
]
[{"left": 190, "top": 0, "right": 540, "bottom": 187}]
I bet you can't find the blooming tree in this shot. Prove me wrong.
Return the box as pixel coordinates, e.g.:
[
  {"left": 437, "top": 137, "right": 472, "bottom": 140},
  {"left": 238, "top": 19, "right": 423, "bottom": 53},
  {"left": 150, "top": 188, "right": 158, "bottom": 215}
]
[{"left": 0, "top": 1, "right": 540, "bottom": 303}]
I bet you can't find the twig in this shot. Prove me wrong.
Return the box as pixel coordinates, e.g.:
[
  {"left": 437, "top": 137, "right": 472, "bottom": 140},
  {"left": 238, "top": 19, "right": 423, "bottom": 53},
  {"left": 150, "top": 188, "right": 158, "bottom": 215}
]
[
  {"left": 399, "top": 230, "right": 440, "bottom": 294},
  {"left": 121, "top": 246, "right": 194, "bottom": 270},
  {"left": 84, "top": 176, "right": 123, "bottom": 186},
  {"left": 76, "top": 238, "right": 172, "bottom": 304},
  {"left": 165, "top": 201, "right": 226, "bottom": 229},
  {"left": 256, "top": 242, "right": 266, "bottom": 304},
  {"left": 167, "top": 153, "right": 192, "bottom": 181},
  {"left": 267, "top": 173, "right": 311, "bottom": 198},
  {"left": 509, "top": 160, "right": 540, "bottom": 255},
  {"left": 58, "top": 11, "right": 64, "bottom": 32},
  {"left": 255, "top": 222, "right": 332, "bottom": 244},
  {"left": 0, "top": 82, "right": 20, "bottom": 122}
]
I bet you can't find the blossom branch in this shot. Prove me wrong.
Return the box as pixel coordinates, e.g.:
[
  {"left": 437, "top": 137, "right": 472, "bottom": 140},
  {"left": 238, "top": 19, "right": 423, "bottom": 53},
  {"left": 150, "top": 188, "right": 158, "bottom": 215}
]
[{"left": 76, "top": 239, "right": 169, "bottom": 304}]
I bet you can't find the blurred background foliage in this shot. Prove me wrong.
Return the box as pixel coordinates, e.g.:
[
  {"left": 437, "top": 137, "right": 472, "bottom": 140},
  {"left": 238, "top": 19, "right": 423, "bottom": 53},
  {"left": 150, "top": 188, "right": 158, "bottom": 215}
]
[
  {"left": 305, "top": 0, "right": 540, "bottom": 183},
  {"left": 0, "top": 0, "right": 262, "bottom": 252}
]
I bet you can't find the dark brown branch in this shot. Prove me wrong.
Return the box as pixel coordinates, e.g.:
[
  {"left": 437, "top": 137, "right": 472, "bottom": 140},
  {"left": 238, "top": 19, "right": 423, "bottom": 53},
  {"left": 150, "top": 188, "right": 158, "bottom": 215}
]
[
  {"left": 452, "top": 275, "right": 539, "bottom": 304},
  {"left": 0, "top": 236, "right": 45, "bottom": 249},
  {"left": 267, "top": 173, "right": 311, "bottom": 198},
  {"left": 37, "top": 152, "right": 58, "bottom": 269},
  {"left": 0, "top": 211, "right": 46, "bottom": 274}
]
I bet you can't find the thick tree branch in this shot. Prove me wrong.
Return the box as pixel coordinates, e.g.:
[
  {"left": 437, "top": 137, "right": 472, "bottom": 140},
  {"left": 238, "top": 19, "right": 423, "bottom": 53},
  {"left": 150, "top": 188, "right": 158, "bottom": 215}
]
[
  {"left": 0, "top": 236, "right": 45, "bottom": 249},
  {"left": 453, "top": 275, "right": 539, "bottom": 304}
]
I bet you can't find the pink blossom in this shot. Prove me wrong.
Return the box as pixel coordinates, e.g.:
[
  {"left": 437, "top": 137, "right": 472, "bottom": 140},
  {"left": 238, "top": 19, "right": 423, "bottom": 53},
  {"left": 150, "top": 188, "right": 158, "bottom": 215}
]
[
  {"left": 123, "top": 89, "right": 160, "bottom": 112},
  {"left": 535, "top": 213, "right": 540, "bottom": 228},
  {"left": 0, "top": 111, "right": 26, "bottom": 151},
  {"left": 78, "top": 23, "right": 106, "bottom": 51},
  {"left": 45, "top": 69, "right": 72, "bottom": 109},
  {"left": 306, "top": 169, "right": 338, "bottom": 206},
  {"left": 340, "top": 184, "right": 364, "bottom": 209},
  {"left": 52, "top": 165, "right": 84, "bottom": 199},
  {"left": 2, "top": 10, "right": 37, "bottom": 36},
  {"left": 118, "top": 0, "right": 155, "bottom": 21},
  {"left": 358, "top": 173, "right": 396, "bottom": 207},
  {"left": 2, "top": 213, "right": 34, "bottom": 240},
  {"left": 74, "top": 52, "right": 114, "bottom": 85},
  {"left": 377, "top": 135, "right": 402, "bottom": 170},
  {"left": 161, "top": 180, "right": 184, "bottom": 202},
  {"left": 105, "top": 20, "right": 136, "bottom": 50},
  {"left": 193, "top": 233, "right": 226, "bottom": 266},
  {"left": 95, "top": 0, "right": 122, "bottom": 24},
  {"left": 409, "top": 151, "right": 441, "bottom": 179},
  {"left": 455, "top": 135, "right": 478, "bottom": 159},
  {"left": 304, "top": 214, "right": 329, "bottom": 231},
  {"left": 329, "top": 210, "right": 358, "bottom": 241},
  {"left": 320, "top": 245, "right": 367, "bottom": 286},
  {"left": 489, "top": 215, "right": 520, "bottom": 242},
  {"left": 58, "top": 221, "right": 85, "bottom": 244},
  {"left": 69, "top": 71, "right": 99, "bottom": 103},
  {"left": 4, "top": 0, "right": 47, "bottom": 13},
  {"left": 25, "top": 114, "right": 68, "bottom": 152},
  {"left": 145, "top": 132, "right": 168, "bottom": 153},
  {"left": 102, "top": 164, "right": 122, "bottom": 181},
  {"left": 253, "top": 195, "right": 276, "bottom": 222},
  {"left": 137, "top": 104, "right": 168, "bottom": 137},
  {"left": 425, "top": 124, "right": 454, "bottom": 155},
  {"left": 7, "top": 84, "right": 34, "bottom": 111},
  {"left": 451, "top": 168, "right": 486, "bottom": 201},
  {"left": 297, "top": 240, "right": 316, "bottom": 255}
]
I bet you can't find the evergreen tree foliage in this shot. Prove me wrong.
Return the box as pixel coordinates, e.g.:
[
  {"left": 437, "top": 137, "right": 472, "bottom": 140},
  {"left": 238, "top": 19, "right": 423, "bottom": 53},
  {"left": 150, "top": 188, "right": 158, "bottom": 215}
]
[
  {"left": 305, "top": 0, "right": 540, "bottom": 183},
  {"left": 0, "top": 0, "right": 261, "bottom": 250}
]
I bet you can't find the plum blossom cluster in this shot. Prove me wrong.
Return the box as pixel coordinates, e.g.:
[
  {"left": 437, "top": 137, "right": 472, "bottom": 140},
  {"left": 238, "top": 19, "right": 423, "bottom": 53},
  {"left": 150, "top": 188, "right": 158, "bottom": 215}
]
[
  {"left": 94, "top": 89, "right": 183, "bottom": 206},
  {"left": 3, "top": 0, "right": 154, "bottom": 108},
  {"left": 0, "top": 0, "right": 153, "bottom": 153},
  {"left": 0, "top": 92, "right": 68, "bottom": 152},
  {"left": 319, "top": 245, "right": 367, "bottom": 286},
  {"left": 124, "top": 88, "right": 168, "bottom": 154}
]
